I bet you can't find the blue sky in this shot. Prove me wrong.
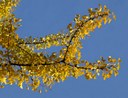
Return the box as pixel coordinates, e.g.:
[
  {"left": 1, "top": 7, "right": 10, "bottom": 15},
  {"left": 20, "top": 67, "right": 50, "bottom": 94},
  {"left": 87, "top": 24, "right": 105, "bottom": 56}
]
[{"left": 0, "top": 0, "right": 128, "bottom": 98}]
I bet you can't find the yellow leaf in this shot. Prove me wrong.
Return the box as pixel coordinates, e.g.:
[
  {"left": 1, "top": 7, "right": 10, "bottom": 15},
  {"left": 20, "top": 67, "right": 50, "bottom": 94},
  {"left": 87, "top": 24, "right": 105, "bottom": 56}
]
[
  {"left": 106, "top": 73, "right": 111, "bottom": 78},
  {"left": 15, "top": 34, "right": 19, "bottom": 40},
  {"left": 117, "top": 64, "right": 120, "bottom": 70},
  {"left": 112, "top": 59, "right": 116, "bottom": 63},
  {"left": 0, "top": 77, "right": 6, "bottom": 84},
  {"left": 114, "top": 70, "right": 118, "bottom": 76},
  {"left": 118, "top": 58, "right": 121, "bottom": 62},
  {"left": 102, "top": 73, "right": 107, "bottom": 80},
  {"left": 108, "top": 18, "right": 112, "bottom": 23},
  {"left": 18, "top": 82, "right": 23, "bottom": 89},
  {"left": 109, "top": 70, "right": 113, "bottom": 75},
  {"left": 85, "top": 72, "right": 92, "bottom": 80}
]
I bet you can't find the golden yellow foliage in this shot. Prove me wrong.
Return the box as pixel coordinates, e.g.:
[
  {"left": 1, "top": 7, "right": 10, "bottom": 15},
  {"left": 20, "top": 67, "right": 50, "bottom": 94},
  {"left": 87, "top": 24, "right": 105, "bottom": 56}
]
[{"left": 0, "top": 0, "right": 120, "bottom": 93}]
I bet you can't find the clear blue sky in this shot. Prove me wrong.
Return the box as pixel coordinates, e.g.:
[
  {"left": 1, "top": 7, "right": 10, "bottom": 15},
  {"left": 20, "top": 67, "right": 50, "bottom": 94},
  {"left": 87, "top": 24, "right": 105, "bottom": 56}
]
[{"left": 0, "top": 0, "right": 128, "bottom": 98}]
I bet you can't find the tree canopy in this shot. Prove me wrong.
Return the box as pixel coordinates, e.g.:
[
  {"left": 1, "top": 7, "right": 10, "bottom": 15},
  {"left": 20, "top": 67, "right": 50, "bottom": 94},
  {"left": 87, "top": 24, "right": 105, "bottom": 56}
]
[{"left": 0, "top": 0, "right": 121, "bottom": 93}]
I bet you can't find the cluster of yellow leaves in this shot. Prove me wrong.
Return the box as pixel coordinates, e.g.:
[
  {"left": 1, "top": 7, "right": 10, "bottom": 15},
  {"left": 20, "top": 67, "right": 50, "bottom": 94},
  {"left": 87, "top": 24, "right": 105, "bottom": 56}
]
[
  {"left": 0, "top": 56, "right": 121, "bottom": 92},
  {"left": 0, "top": 0, "right": 120, "bottom": 93},
  {"left": 0, "top": 0, "right": 20, "bottom": 19},
  {"left": 19, "top": 33, "right": 71, "bottom": 50},
  {"left": 0, "top": 0, "right": 20, "bottom": 49},
  {"left": 84, "top": 57, "right": 121, "bottom": 80}
]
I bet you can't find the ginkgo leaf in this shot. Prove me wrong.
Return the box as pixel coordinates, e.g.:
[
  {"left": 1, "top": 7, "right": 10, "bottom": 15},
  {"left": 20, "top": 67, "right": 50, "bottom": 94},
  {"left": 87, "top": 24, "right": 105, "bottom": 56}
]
[{"left": 0, "top": 77, "right": 7, "bottom": 84}]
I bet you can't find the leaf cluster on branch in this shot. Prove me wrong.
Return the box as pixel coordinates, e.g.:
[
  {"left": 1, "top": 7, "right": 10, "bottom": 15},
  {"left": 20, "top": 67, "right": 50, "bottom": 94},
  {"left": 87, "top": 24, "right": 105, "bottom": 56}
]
[{"left": 0, "top": 0, "right": 121, "bottom": 93}]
